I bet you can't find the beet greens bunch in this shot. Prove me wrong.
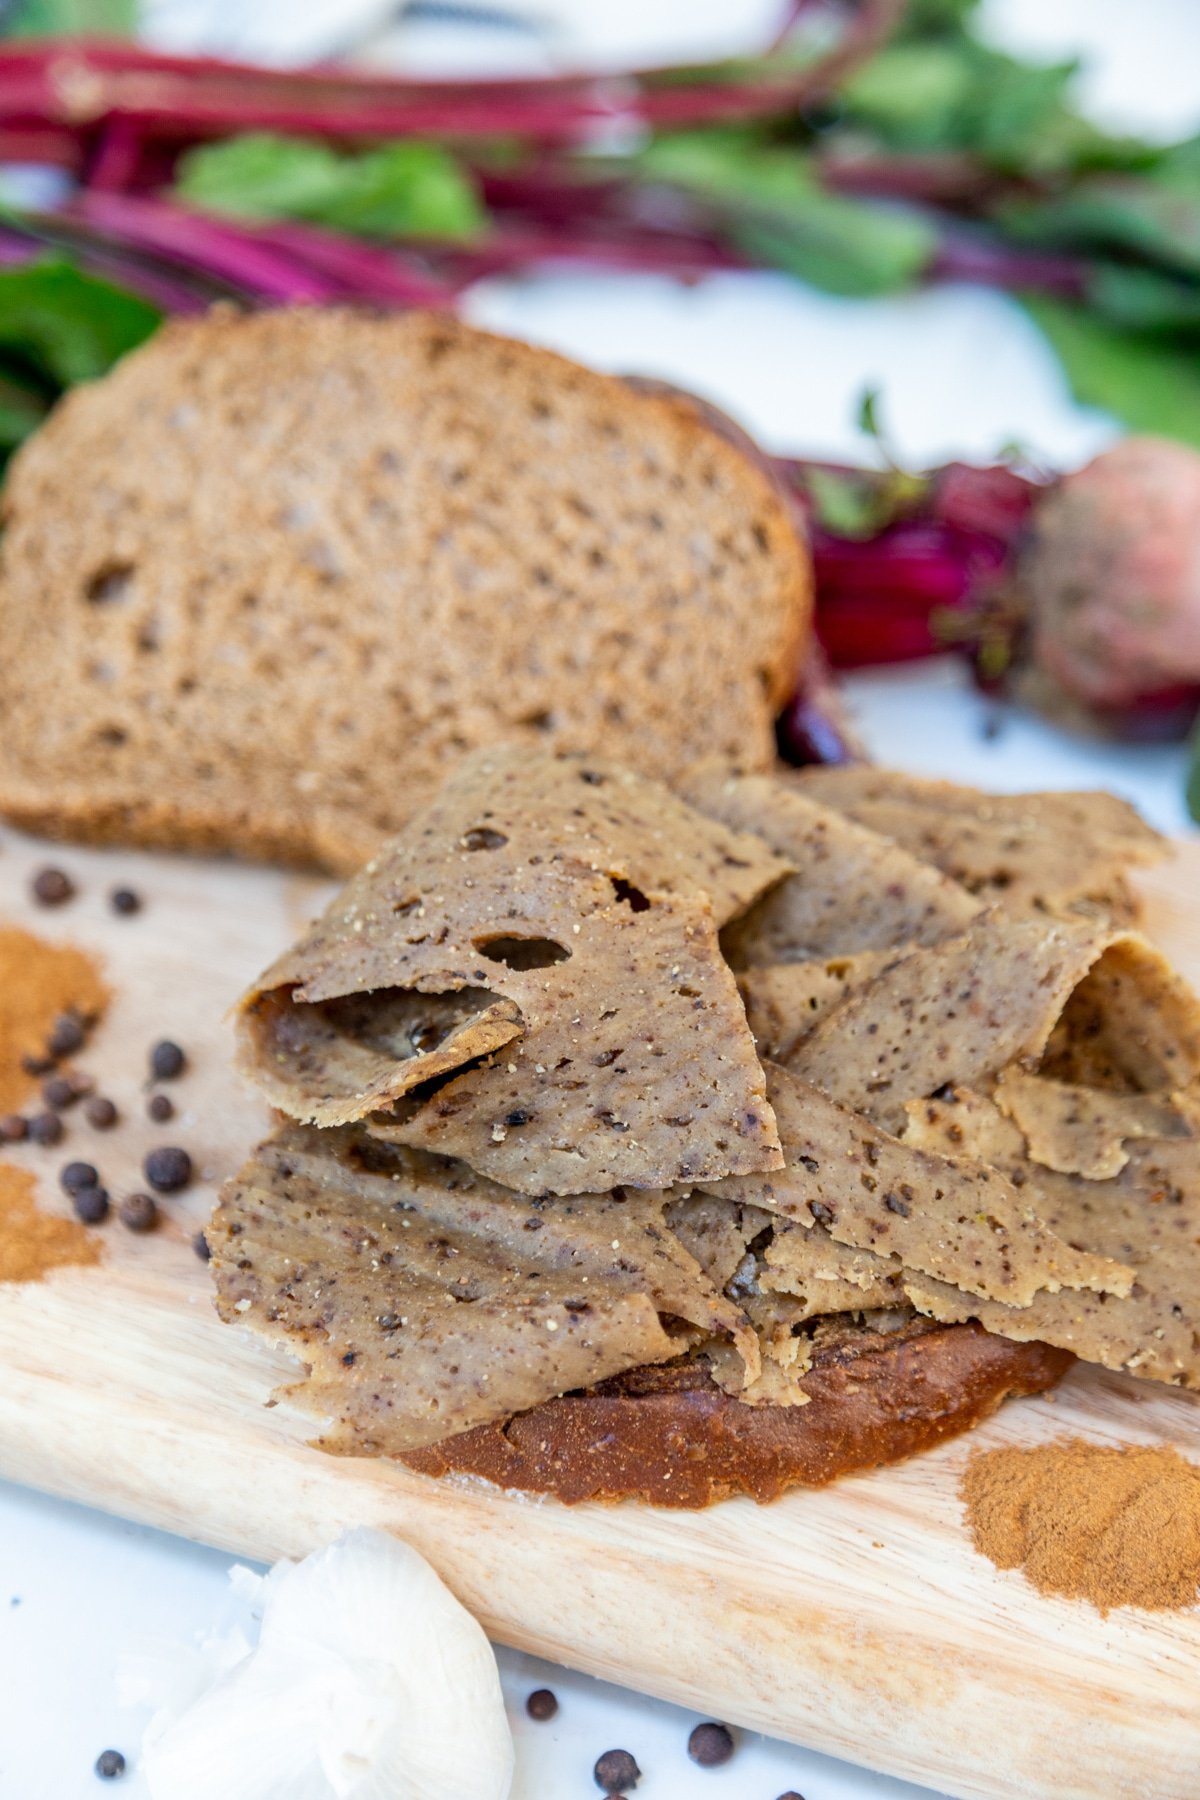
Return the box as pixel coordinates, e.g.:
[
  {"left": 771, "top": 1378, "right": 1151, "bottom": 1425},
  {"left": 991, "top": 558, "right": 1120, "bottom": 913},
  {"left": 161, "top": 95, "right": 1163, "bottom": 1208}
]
[{"left": 0, "top": 0, "right": 1193, "bottom": 443}]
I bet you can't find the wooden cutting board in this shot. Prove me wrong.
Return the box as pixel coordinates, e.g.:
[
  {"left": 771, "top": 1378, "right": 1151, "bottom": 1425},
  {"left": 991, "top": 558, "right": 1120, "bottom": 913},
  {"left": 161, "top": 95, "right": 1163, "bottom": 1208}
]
[{"left": 0, "top": 825, "right": 1196, "bottom": 1800}]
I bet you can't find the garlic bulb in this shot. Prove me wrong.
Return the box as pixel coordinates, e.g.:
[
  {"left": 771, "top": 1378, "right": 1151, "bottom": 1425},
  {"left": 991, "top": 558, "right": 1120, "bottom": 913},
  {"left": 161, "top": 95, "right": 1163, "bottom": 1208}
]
[{"left": 133, "top": 1528, "right": 514, "bottom": 1800}]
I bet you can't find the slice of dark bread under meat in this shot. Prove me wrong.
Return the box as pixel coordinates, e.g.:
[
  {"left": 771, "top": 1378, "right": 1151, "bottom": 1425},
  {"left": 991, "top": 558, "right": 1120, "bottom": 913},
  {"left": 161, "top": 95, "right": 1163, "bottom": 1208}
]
[
  {"left": 0, "top": 307, "right": 810, "bottom": 873},
  {"left": 404, "top": 1320, "right": 1071, "bottom": 1508}
]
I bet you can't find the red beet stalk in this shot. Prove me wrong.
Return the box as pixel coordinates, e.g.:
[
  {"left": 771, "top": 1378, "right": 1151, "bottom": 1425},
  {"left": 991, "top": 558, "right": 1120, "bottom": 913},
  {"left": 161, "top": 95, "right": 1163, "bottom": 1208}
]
[
  {"left": 72, "top": 191, "right": 464, "bottom": 307},
  {"left": 0, "top": 5, "right": 900, "bottom": 145},
  {"left": 775, "top": 458, "right": 1040, "bottom": 671}
]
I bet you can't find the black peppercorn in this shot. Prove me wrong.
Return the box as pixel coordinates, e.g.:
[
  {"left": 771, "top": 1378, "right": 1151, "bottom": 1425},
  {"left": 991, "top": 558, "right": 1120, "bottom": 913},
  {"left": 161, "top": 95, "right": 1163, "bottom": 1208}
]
[
  {"left": 42, "top": 1074, "right": 79, "bottom": 1111},
  {"left": 144, "top": 1146, "right": 192, "bottom": 1192},
  {"left": 85, "top": 1096, "right": 119, "bottom": 1130},
  {"left": 72, "top": 1185, "right": 110, "bottom": 1225},
  {"left": 95, "top": 1748, "right": 126, "bottom": 1779},
  {"left": 149, "top": 1040, "right": 186, "bottom": 1081},
  {"left": 60, "top": 1161, "right": 98, "bottom": 1195},
  {"left": 46, "top": 1011, "right": 85, "bottom": 1058}
]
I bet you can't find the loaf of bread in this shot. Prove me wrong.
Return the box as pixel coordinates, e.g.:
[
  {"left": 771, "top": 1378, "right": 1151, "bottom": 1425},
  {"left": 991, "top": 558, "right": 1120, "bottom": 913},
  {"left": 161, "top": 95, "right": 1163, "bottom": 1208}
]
[{"left": 0, "top": 308, "right": 810, "bottom": 872}]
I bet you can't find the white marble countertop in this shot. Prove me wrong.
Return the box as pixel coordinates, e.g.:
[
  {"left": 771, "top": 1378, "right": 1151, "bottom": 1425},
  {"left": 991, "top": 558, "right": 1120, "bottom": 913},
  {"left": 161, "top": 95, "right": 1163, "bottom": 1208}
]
[{"left": 2, "top": 4, "right": 1198, "bottom": 1797}]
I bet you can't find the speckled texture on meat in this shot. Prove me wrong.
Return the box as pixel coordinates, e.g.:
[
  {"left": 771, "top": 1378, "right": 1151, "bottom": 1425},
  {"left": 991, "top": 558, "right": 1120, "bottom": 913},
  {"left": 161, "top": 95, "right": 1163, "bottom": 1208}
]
[
  {"left": 700, "top": 1063, "right": 1130, "bottom": 1307},
  {"left": 379, "top": 891, "right": 779, "bottom": 1193},
  {"left": 236, "top": 747, "right": 786, "bottom": 1191},
  {"left": 788, "top": 914, "right": 1157, "bottom": 1134},
  {"left": 760, "top": 1217, "right": 905, "bottom": 1316},
  {"left": 665, "top": 1192, "right": 775, "bottom": 1291},
  {"left": 794, "top": 767, "right": 1166, "bottom": 923},
  {"left": 667, "top": 1194, "right": 906, "bottom": 1374},
  {"left": 1040, "top": 934, "right": 1200, "bottom": 1093},
  {"left": 993, "top": 1066, "right": 1196, "bottom": 1179},
  {"left": 903, "top": 1089, "right": 1200, "bottom": 1388},
  {"left": 737, "top": 952, "right": 898, "bottom": 1062},
  {"left": 215, "top": 750, "right": 1197, "bottom": 1492},
  {"left": 682, "top": 766, "right": 980, "bottom": 967},
  {"left": 703, "top": 1288, "right": 817, "bottom": 1408},
  {"left": 210, "top": 1123, "right": 759, "bottom": 1452}
]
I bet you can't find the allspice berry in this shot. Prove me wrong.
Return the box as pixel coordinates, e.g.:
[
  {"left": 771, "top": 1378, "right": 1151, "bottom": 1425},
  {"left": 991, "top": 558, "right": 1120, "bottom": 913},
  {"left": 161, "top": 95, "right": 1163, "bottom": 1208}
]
[
  {"left": 119, "top": 1193, "right": 159, "bottom": 1234},
  {"left": 31, "top": 867, "right": 74, "bottom": 907},
  {"left": 594, "top": 1748, "right": 640, "bottom": 1793},
  {"left": 687, "top": 1722, "right": 734, "bottom": 1767}
]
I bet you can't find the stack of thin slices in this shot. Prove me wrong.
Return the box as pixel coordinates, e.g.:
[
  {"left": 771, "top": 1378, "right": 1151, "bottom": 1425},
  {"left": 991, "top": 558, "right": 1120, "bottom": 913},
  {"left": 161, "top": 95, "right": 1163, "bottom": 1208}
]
[{"left": 213, "top": 749, "right": 1200, "bottom": 1507}]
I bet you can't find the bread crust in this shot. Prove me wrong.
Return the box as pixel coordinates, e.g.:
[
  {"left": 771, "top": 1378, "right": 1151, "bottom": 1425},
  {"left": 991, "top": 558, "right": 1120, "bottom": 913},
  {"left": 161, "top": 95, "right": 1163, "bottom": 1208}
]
[{"left": 401, "top": 1320, "right": 1073, "bottom": 1507}]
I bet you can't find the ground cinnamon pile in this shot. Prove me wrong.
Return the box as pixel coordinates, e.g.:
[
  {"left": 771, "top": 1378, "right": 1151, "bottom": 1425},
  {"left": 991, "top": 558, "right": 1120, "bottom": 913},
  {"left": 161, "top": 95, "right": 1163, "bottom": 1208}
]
[
  {"left": 0, "top": 923, "right": 109, "bottom": 1282},
  {"left": 963, "top": 1438, "right": 1200, "bottom": 1613},
  {"left": 0, "top": 1163, "right": 99, "bottom": 1282},
  {"left": 0, "top": 923, "right": 107, "bottom": 1112}
]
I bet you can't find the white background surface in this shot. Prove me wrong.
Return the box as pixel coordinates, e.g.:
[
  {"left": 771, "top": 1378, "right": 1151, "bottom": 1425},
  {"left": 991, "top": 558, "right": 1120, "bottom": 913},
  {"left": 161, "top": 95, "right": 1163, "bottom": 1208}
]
[{"left": 3, "top": 4, "right": 1199, "bottom": 1798}]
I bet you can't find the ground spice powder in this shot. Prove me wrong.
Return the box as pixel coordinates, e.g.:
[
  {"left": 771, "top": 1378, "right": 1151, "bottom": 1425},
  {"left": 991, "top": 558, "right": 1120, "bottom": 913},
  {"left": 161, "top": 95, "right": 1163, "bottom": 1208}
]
[
  {"left": 0, "top": 1163, "right": 99, "bottom": 1283},
  {"left": 0, "top": 923, "right": 108, "bottom": 1112},
  {"left": 0, "top": 923, "right": 108, "bottom": 1281},
  {"left": 963, "top": 1438, "right": 1200, "bottom": 1613}
]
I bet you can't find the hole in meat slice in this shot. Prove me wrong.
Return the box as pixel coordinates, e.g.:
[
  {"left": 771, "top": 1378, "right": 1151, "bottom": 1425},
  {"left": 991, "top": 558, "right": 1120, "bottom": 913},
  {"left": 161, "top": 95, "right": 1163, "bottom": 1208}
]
[
  {"left": 609, "top": 876, "right": 651, "bottom": 913},
  {"left": 239, "top": 984, "right": 522, "bottom": 1127},
  {"left": 475, "top": 935, "right": 571, "bottom": 971},
  {"left": 287, "top": 986, "right": 512, "bottom": 1063},
  {"left": 461, "top": 827, "right": 507, "bottom": 851},
  {"left": 85, "top": 561, "right": 134, "bottom": 604}
]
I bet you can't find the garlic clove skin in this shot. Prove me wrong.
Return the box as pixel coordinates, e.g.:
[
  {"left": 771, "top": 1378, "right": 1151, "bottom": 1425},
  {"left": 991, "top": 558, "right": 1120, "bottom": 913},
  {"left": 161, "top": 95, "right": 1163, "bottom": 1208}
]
[{"left": 140, "top": 1528, "right": 514, "bottom": 1800}]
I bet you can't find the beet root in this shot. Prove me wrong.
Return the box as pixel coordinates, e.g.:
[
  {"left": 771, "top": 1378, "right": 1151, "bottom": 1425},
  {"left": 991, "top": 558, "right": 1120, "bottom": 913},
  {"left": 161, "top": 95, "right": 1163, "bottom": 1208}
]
[{"left": 1019, "top": 436, "right": 1200, "bottom": 715}]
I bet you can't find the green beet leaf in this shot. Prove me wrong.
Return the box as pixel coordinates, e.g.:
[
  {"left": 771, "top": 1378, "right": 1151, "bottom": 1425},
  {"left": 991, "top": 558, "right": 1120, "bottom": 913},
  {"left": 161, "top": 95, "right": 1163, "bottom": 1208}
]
[
  {"left": 5, "top": 0, "right": 134, "bottom": 35},
  {"left": 1188, "top": 723, "right": 1200, "bottom": 826},
  {"left": 1004, "top": 172, "right": 1200, "bottom": 278},
  {"left": 802, "top": 464, "right": 928, "bottom": 538},
  {"left": 0, "top": 366, "right": 49, "bottom": 449},
  {"left": 175, "top": 132, "right": 484, "bottom": 242},
  {"left": 638, "top": 134, "right": 934, "bottom": 296},
  {"left": 0, "top": 258, "right": 161, "bottom": 389},
  {"left": 318, "top": 142, "right": 485, "bottom": 240},
  {"left": 837, "top": 41, "right": 976, "bottom": 150},
  {"left": 1023, "top": 294, "right": 1200, "bottom": 448},
  {"left": 1088, "top": 264, "right": 1200, "bottom": 335},
  {"left": 175, "top": 134, "right": 346, "bottom": 222}
]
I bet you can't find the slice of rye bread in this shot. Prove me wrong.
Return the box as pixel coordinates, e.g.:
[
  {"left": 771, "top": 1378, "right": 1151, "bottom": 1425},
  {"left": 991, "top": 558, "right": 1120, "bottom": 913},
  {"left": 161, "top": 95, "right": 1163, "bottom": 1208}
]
[
  {"left": 402, "top": 1319, "right": 1072, "bottom": 1507},
  {"left": 0, "top": 308, "right": 811, "bottom": 873}
]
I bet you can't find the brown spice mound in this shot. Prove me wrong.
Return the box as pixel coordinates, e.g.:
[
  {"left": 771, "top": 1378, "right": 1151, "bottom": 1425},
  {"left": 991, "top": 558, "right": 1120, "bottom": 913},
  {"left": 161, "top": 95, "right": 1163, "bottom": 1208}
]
[
  {"left": 963, "top": 1438, "right": 1200, "bottom": 1613},
  {"left": 0, "top": 1163, "right": 99, "bottom": 1282},
  {"left": 0, "top": 924, "right": 107, "bottom": 1112}
]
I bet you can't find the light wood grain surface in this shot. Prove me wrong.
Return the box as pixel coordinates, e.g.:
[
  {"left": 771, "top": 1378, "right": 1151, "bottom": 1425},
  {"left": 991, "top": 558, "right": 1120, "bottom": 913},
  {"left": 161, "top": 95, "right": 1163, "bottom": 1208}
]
[{"left": 0, "top": 828, "right": 1196, "bottom": 1800}]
